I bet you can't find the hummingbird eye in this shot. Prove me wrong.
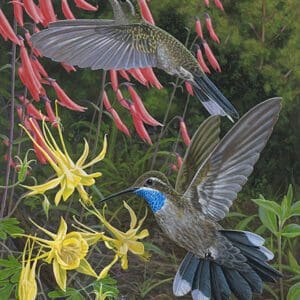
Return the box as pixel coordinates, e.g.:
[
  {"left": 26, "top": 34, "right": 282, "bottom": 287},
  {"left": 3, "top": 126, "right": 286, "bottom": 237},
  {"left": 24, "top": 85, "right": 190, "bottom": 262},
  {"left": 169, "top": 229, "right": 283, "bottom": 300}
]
[{"left": 145, "top": 179, "right": 153, "bottom": 186}]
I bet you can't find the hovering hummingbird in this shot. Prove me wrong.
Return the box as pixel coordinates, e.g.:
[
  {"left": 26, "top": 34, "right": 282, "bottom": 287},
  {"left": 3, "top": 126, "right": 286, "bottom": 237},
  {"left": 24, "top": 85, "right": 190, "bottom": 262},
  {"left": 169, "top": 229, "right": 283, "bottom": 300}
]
[
  {"left": 31, "top": 0, "right": 239, "bottom": 121},
  {"left": 100, "top": 98, "right": 282, "bottom": 300}
]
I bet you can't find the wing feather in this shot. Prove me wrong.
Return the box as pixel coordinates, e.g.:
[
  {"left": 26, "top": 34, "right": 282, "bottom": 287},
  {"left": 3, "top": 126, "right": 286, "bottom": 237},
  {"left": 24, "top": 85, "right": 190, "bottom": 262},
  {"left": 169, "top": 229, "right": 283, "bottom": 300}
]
[
  {"left": 183, "top": 98, "right": 282, "bottom": 221},
  {"left": 31, "top": 20, "right": 158, "bottom": 70}
]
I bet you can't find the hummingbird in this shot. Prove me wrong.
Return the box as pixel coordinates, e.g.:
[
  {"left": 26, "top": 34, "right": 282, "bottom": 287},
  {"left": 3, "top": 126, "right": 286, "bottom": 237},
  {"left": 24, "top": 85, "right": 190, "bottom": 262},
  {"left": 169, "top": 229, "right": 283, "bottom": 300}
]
[
  {"left": 31, "top": 0, "right": 239, "bottom": 121},
  {"left": 99, "top": 98, "right": 282, "bottom": 300}
]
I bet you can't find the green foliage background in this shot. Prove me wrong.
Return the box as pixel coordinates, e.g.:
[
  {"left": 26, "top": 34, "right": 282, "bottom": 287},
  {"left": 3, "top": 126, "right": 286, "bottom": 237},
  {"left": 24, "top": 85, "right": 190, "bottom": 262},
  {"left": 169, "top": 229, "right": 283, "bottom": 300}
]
[{"left": 0, "top": 0, "right": 299, "bottom": 299}]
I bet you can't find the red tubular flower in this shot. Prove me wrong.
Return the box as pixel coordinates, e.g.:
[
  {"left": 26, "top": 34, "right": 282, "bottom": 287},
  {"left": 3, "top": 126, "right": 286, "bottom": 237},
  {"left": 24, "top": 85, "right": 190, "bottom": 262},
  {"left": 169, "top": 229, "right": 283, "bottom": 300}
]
[
  {"left": 39, "top": 0, "right": 57, "bottom": 26},
  {"left": 51, "top": 80, "right": 87, "bottom": 112},
  {"left": 115, "top": 89, "right": 130, "bottom": 110},
  {"left": 130, "top": 103, "right": 152, "bottom": 145},
  {"left": 118, "top": 70, "right": 131, "bottom": 81},
  {"left": 139, "top": 0, "right": 155, "bottom": 25},
  {"left": 171, "top": 164, "right": 178, "bottom": 172},
  {"left": 0, "top": 22, "right": 8, "bottom": 40},
  {"left": 23, "top": 0, "right": 43, "bottom": 23},
  {"left": 111, "top": 109, "right": 131, "bottom": 137},
  {"left": 185, "top": 81, "right": 194, "bottom": 96},
  {"left": 61, "top": 63, "right": 76, "bottom": 72},
  {"left": 176, "top": 153, "right": 183, "bottom": 169},
  {"left": 31, "top": 56, "right": 48, "bottom": 77},
  {"left": 128, "top": 69, "right": 148, "bottom": 86},
  {"left": 62, "top": 0, "right": 75, "bottom": 19},
  {"left": 205, "top": 13, "right": 220, "bottom": 44},
  {"left": 140, "top": 68, "right": 163, "bottom": 89},
  {"left": 204, "top": 0, "right": 210, "bottom": 7},
  {"left": 25, "top": 30, "right": 42, "bottom": 57},
  {"left": 18, "top": 65, "right": 40, "bottom": 101},
  {"left": 195, "top": 17, "right": 203, "bottom": 40},
  {"left": 102, "top": 91, "right": 112, "bottom": 111},
  {"left": 202, "top": 40, "right": 221, "bottom": 72},
  {"left": 43, "top": 96, "right": 59, "bottom": 127},
  {"left": 19, "top": 95, "right": 48, "bottom": 120},
  {"left": 214, "top": 0, "right": 224, "bottom": 11},
  {"left": 179, "top": 118, "right": 191, "bottom": 146},
  {"left": 16, "top": 105, "right": 24, "bottom": 121},
  {"left": 12, "top": 0, "right": 24, "bottom": 27},
  {"left": 74, "top": 0, "right": 98, "bottom": 11},
  {"left": 110, "top": 69, "right": 119, "bottom": 92},
  {"left": 0, "top": 9, "right": 21, "bottom": 45},
  {"left": 196, "top": 45, "right": 210, "bottom": 74},
  {"left": 127, "top": 85, "right": 162, "bottom": 126}
]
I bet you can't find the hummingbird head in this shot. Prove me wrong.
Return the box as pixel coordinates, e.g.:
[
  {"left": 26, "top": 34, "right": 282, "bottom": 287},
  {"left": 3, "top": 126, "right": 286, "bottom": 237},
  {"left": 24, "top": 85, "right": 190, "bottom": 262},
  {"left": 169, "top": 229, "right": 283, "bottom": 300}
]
[
  {"left": 100, "top": 171, "right": 175, "bottom": 213},
  {"left": 109, "top": 0, "right": 141, "bottom": 22}
]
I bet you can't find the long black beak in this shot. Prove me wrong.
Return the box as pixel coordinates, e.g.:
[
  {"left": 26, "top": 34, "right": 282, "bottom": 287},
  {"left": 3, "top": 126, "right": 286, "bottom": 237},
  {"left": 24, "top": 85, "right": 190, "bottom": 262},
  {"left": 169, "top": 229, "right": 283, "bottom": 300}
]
[{"left": 99, "top": 187, "right": 138, "bottom": 203}]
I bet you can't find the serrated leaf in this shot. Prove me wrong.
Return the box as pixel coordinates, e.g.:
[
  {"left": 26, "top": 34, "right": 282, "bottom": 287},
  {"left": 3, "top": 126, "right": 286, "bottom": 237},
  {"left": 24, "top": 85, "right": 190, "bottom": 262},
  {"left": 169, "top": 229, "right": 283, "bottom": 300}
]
[
  {"left": 282, "top": 224, "right": 300, "bottom": 238},
  {"left": 287, "top": 282, "right": 300, "bottom": 300},
  {"left": 258, "top": 206, "right": 278, "bottom": 235}
]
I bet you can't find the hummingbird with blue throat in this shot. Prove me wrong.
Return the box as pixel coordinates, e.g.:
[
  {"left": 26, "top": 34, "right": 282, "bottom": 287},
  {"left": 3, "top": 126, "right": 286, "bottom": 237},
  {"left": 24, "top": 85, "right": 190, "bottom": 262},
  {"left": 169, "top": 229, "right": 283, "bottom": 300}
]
[
  {"left": 100, "top": 98, "right": 282, "bottom": 300},
  {"left": 31, "top": 0, "right": 238, "bottom": 121}
]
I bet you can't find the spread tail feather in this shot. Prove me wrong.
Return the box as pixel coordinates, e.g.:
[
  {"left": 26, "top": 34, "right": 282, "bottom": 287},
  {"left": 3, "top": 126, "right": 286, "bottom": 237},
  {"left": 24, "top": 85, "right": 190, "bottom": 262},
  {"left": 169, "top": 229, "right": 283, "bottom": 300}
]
[
  {"left": 173, "top": 230, "right": 281, "bottom": 300},
  {"left": 192, "top": 74, "right": 239, "bottom": 121}
]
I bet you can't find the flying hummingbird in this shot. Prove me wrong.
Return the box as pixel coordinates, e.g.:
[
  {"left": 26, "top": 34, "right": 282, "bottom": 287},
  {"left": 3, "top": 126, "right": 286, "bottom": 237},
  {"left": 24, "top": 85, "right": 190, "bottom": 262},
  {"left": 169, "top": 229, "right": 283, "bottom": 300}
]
[
  {"left": 31, "top": 0, "right": 239, "bottom": 121},
  {"left": 99, "top": 98, "right": 282, "bottom": 300}
]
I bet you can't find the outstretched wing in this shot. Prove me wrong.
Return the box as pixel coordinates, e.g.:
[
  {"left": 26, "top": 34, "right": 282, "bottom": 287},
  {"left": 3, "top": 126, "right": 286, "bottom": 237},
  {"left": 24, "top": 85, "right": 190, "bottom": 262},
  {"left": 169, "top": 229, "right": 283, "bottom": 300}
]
[
  {"left": 175, "top": 116, "right": 221, "bottom": 194},
  {"left": 183, "top": 98, "right": 282, "bottom": 221},
  {"left": 31, "top": 20, "right": 158, "bottom": 70}
]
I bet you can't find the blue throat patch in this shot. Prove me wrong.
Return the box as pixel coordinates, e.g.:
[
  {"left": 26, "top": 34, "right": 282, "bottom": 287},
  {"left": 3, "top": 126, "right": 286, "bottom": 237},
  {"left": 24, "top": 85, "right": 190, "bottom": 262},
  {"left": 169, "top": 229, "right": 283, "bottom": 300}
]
[{"left": 134, "top": 188, "right": 166, "bottom": 213}]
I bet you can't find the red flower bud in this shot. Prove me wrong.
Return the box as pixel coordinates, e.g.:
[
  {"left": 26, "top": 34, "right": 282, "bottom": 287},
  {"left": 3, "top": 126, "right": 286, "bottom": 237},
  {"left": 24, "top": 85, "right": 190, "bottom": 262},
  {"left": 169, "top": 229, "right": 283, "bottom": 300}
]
[
  {"left": 179, "top": 118, "right": 191, "bottom": 146},
  {"left": 130, "top": 103, "right": 152, "bottom": 145},
  {"left": 62, "top": 0, "right": 75, "bottom": 19},
  {"left": 205, "top": 13, "right": 220, "bottom": 44},
  {"left": 110, "top": 69, "right": 119, "bottom": 92},
  {"left": 128, "top": 69, "right": 148, "bottom": 86},
  {"left": 204, "top": 0, "right": 210, "bottom": 7},
  {"left": 185, "top": 81, "right": 194, "bottom": 96},
  {"left": 39, "top": 0, "right": 57, "bottom": 26},
  {"left": 51, "top": 81, "right": 87, "bottom": 112},
  {"left": 202, "top": 40, "right": 221, "bottom": 72},
  {"left": 23, "top": 0, "right": 43, "bottom": 23},
  {"left": 140, "top": 67, "right": 163, "bottom": 89},
  {"left": 16, "top": 105, "right": 24, "bottom": 121},
  {"left": 118, "top": 69, "right": 131, "bottom": 81},
  {"left": 61, "top": 63, "right": 76, "bottom": 72},
  {"left": 115, "top": 89, "right": 130, "bottom": 110},
  {"left": 111, "top": 109, "right": 131, "bottom": 137},
  {"left": 74, "top": 0, "right": 98, "bottom": 11},
  {"left": 196, "top": 46, "right": 210, "bottom": 74},
  {"left": 0, "top": 9, "right": 21, "bottom": 45},
  {"left": 31, "top": 56, "right": 48, "bottom": 77},
  {"left": 214, "top": 0, "right": 224, "bottom": 11},
  {"left": 195, "top": 17, "right": 203, "bottom": 40},
  {"left": 139, "top": 0, "right": 155, "bottom": 25},
  {"left": 18, "top": 65, "right": 40, "bottom": 101},
  {"left": 102, "top": 91, "right": 112, "bottom": 111},
  {"left": 19, "top": 95, "right": 48, "bottom": 120},
  {"left": 12, "top": 0, "right": 24, "bottom": 27},
  {"left": 127, "top": 85, "right": 162, "bottom": 126},
  {"left": 171, "top": 164, "right": 178, "bottom": 172},
  {"left": 176, "top": 153, "right": 183, "bottom": 169},
  {"left": 43, "top": 97, "right": 58, "bottom": 127}
]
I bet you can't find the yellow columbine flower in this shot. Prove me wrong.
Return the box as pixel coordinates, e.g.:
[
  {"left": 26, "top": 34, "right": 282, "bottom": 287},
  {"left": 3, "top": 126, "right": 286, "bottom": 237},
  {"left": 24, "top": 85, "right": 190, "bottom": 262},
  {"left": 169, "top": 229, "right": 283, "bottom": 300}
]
[
  {"left": 21, "top": 105, "right": 107, "bottom": 205},
  {"left": 18, "top": 239, "right": 38, "bottom": 300},
  {"left": 20, "top": 217, "right": 101, "bottom": 291},
  {"left": 79, "top": 201, "right": 150, "bottom": 279}
]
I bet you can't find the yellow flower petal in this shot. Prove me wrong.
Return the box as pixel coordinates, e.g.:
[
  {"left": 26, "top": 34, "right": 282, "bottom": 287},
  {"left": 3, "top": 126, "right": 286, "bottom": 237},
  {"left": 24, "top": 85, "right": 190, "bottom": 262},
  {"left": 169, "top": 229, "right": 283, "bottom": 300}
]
[
  {"left": 53, "top": 259, "right": 67, "bottom": 291},
  {"left": 98, "top": 254, "right": 119, "bottom": 279},
  {"left": 56, "top": 218, "right": 68, "bottom": 241},
  {"left": 76, "top": 258, "right": 97, "bottom": 278},
  {"left": 54, "top": 181, "right": 65, "bottom": 206},
  {"left": 120, "top": 254, "right": 128, "bottom": 270},
  {"left": 127, "top": 240, "right": 145, "bottom": 255},
  {"left": 22, "top": 176, "right": 63, "bottom": 196},
  {"left": 123, "top": 201, "right": 137, "bottom": 229},
  {"left": 82, "top": 135, "right": 107, "bottom": 169},
  {"left": 76, "top": 138, "right": 90, "bottom": 167},
  {"left": 134, "top": 229, "right": 149, "bottom": 240}
]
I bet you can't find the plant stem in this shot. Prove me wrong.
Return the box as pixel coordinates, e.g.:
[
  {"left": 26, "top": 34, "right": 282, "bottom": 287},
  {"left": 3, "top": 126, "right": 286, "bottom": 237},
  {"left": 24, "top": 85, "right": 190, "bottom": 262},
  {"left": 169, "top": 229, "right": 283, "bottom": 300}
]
[
  {"left": 278, "top": 223, "right": 284, "bottom": 300},
  {"left": 0, "top": 20, "right": 17, "bottom": 218},
  {"left": 150, "top": 78, "right": 180, "bottom": 170}
]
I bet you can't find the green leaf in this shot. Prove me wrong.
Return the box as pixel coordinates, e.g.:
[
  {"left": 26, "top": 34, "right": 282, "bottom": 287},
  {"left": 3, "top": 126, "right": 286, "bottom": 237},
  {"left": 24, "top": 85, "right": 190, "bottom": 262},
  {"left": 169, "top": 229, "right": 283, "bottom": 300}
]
[
  {"left": 291, "top": 201, "right": 300, "bottom": 217},
  {"left": 48, "top": 288, "right": 84, "bottom": 300},
  {"left": 93, "top": 277, "right": 119, "bottom": 299},
  {"left": 235, "top": 215, "right": 256, "bottom": 231},
  {"left": 288, "top": 251, "right": 300, "bottom": 275},
  {"left": 252, "top": 196, "right": 282, "bottom": 218},
  {"left": 287, "top": 282, "right": 300, "bottom": 300},
  {"left": 282, "top": 224, "right": 300, "bottom": 238},
  {"left": 0, "top": 218, "right": 24, "bottom": 240},
  {"left": 0, "top": 284, "right": 14, "bottom": 300},
  {"left": 258, "top": 206, "right": 278, "bottom": 235}
]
